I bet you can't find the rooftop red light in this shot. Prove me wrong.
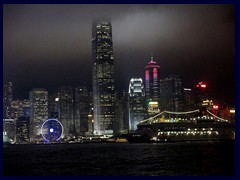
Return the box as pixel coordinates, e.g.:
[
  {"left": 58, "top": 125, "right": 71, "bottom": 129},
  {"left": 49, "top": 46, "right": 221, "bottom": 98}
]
[
  {"left": 213, "top": 105, "right": 219, "bottom": 110},
  {"left": 197, "top": 82, "right": 207, "bottom": 88}
]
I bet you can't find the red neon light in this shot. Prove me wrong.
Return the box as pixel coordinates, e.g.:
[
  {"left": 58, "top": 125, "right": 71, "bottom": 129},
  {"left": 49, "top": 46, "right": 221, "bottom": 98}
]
[
  {"left": 213, "top": 105, "right": 219, "bottom": 110},
  {"left": 145, "top": 65, "right": 160, "bottom": 69},
  {"left": 197, "top": 83, "right": 207, "bottom": 88},
  {"left": 200, "top": 84, "right": 206, "bottom": 88},
  {"left": 145, "top": 70, "right": 149, "bottom": 80},
  {"left": 153, "top": 68, "right": 158, "bottom": 79}
]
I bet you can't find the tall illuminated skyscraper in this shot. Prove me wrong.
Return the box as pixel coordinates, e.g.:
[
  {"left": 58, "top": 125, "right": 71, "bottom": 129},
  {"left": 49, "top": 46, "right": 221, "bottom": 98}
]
[
  {"left": 92, "top": 18, "right": 115, "bottom": 135},
  {"left": 128, "top": 78, "right": 146, "bottom": 131},
  {"left": 144, "top": 56, "right": 160, "bottom": 117}
]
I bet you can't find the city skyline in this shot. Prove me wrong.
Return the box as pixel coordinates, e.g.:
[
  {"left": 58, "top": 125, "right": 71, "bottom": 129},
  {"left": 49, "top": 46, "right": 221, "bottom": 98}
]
[
  {"left": 3, "top": 4, "right": 235, "bottom": 106},
  {"left": 3, "top": 4, "right": 236, "bottom": 176}
]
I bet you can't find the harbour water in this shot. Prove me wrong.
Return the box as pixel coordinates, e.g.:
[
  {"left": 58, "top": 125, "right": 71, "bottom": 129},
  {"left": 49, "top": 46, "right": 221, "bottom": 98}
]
[{"left": 3, "top": 140, "right": 235, "bottom": 176}]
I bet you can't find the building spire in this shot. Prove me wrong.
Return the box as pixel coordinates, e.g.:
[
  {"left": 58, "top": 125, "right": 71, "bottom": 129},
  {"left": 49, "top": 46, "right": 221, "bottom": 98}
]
[{"left": 150, "top": 52, "right": 154, "bottom": 62}]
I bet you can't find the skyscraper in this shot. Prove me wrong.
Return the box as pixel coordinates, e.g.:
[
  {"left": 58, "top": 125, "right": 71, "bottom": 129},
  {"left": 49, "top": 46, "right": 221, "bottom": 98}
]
[
  {"left": 54, "top": 86, "right": 92, "bottom": 138},
  {"left": 3, "top": 118, "right": 15, "bottom": 142},
  {"left": 92, "top": 17, "right": 115, "bottom": 135},
  {"left": 19, "top": 99, "right": 30, "bottom": 118},
  {"left": 3, "top": 82, "right": 13, "bottom": 118},
  {"left": 183, "top": 88, "right": 195, "bottom": 111},
  {"left": 29, "top": 88, "right": 48, "bottom": 142},
  {"left": 159, "top": 75, "right": 184, "bottom": 112},
  {"left": 75, "top": 86, "right": 91, "bottom": 136},
  {"left": 115, "top": 90, "right": 129, "bottom": 133},
  {"left": 128, "top": 78, "right": 146, "bottom": 131},
  {"left": 144, "top": 56, "right": 160, "bottom": 117},
  {"left": 57, "top": 86, "right": 75, "bottom": 138},
  {"left": 16, "top": 117, "right": 30, "bottom": 144}
]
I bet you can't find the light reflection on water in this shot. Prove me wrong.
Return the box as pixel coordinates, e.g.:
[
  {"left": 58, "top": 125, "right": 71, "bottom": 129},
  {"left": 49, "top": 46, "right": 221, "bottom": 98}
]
[{"left": 3, "top": 140, "right": 235, "bottom": 176}]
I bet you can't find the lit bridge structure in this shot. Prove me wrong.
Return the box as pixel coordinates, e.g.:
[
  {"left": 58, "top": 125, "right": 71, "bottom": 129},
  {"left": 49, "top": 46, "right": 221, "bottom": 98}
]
[{"left": 138, "top": 109, "right": 230, "bottom": 125}]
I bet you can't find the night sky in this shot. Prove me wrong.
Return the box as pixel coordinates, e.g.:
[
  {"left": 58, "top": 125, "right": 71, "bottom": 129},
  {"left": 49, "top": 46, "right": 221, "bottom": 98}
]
[{"left": 3, "top": 4, "right": 235, "bottom": 105}]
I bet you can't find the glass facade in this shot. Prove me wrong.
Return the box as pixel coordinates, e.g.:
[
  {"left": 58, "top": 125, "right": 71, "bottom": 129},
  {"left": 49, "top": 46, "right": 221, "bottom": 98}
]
[
  {"left": 16, "top": 117, "right": 30, "bottom": 143},
  {"left": 92, "top": 18, "right": 115, "bottom": 135},
  {"left": 74, "top": 86, "right": 91, "bottom": 136},
  {"left": 128, "top": 78, "right": 146, "bottom": 131},
  {"left": 115, "top": 91, "right": 129, "bottom": 133},
  {"left": 51, "top": 86, "right": 92, "bottom": 138},
  {"left": 159, "top": 75, "right": 184, "bottom": 113},
  {"left": 29, "top": 88, "right": 48, "bottom": 142},
  {"left": 57, "top": 86, "right": 75, "bottom": 138}
]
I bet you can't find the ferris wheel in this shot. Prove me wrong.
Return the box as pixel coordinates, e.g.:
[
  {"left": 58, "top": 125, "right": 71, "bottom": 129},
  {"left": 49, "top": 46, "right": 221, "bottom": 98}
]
[{"left": 41, "top": 119, "right": 64, "bottom": 143}]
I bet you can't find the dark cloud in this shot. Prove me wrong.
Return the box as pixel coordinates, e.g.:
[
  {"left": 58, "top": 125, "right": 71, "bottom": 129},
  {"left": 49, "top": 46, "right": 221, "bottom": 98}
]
[{"left": 3, "top": 4, "right": 235, "bottom": 105}]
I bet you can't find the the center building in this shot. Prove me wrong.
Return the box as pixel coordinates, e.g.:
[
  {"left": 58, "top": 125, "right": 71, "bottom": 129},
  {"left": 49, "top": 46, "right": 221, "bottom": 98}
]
[
  {"left": 92, "top": 18, "right": 115, "bottom": 135},
  {"left": 145, "top": 56, "right": 160, "bottom": 117}
]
